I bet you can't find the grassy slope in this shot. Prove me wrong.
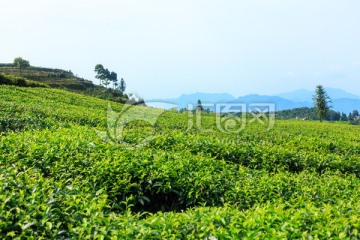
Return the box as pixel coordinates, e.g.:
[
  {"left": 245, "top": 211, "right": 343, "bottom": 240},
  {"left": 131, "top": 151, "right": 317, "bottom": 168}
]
[
  {"left": 0, "top": 66, "right": 95, "bottom": 90},
  {"left": 1, "top": 85, "right": 360, "bottom": 239},
  {"left": 0, "top": 73, "right": 49, "bottom": 88},
  {"left": 0, "top": 66, "right": 128, "bottom": 103}
]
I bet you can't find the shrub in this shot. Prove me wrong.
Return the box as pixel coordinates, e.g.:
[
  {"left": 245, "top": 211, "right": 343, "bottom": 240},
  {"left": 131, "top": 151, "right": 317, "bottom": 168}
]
[{"left": 0, "top": 74, "right": 49, "bottom": 88}]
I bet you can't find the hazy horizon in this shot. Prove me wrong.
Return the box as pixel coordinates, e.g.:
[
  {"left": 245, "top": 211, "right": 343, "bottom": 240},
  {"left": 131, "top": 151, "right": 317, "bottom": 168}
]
[
  {"left": 2, "top": 0, "right": 360, "bottom": 99},
  {"left": 148, "top": 87, "right": 360, "bottom": 100}
]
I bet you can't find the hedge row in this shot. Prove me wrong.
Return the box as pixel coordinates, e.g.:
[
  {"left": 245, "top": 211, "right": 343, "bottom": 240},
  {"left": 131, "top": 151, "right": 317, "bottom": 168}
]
[{"left": 0, "top": 74, "right": 49, "bottom": 88}]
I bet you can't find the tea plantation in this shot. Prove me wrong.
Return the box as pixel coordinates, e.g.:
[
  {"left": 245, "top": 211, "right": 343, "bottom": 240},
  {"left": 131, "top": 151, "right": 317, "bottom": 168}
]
[{"left": 1, "top": 85, "right": 360, "bottom": 239}]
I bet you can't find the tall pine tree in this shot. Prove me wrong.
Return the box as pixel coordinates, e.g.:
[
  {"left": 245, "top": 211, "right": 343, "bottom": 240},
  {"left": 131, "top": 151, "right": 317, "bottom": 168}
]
[{"left": 313, "top": 85, "right": 331, "bottom": 121}]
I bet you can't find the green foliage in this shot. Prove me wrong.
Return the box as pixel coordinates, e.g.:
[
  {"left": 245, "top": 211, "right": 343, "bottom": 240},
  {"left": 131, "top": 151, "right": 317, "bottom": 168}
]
[
  {"left": 119, "top": 77, "right": 126, "bottom": 93},
  {"left": 0, "top": 74, "right": 49, "bottom": 88},
  {"left": 276, "top": 107, "right": 344, "bottom": 121},
  {"left": 94, "top": 64, "right": 122, "bottom": 90},
  {"left": 1, "top": 85, "right": 360, "bottom": 238},
  {"left": 197, "top": 99, "right": 204, "bottom": 111},
  {"left": 13, "top": 57, "right": 30, "bottom": 76},
  {"left": 349, "top": 110, "right": 360, "bottom": 125},
  {"left": 313, "top": 85, "right": 332, "bottom": 121},
  {"left": 94, "top": 64, "right": 109, "bottom": 86},
  {"left": 13, "top": 57, "right": 30, "bottom": 67}
]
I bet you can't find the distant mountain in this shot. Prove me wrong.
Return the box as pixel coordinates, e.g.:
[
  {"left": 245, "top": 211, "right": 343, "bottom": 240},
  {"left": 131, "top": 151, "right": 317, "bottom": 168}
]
[
  {"left": 326, "top": 88, "right": 360, "bottom": 100},
  {"left": 146, "top": 92, "right": 310, "bottom": 111},
  {"left": 146, "top": 89, "right": 360, "bottom": 113},
  {"left": 276, "top": 88, "right": 360, "bottom": 102},
  {"left": 275, "top": 89, "right": 314, "bottom": 102},
  {"left": 147, "top": 92, "right": 235, "bottom": 109},
  {"left": 234, "top": 94, "right": 312, "bottom": 111},
  {"left": 332, "top": 98, "right": 360, "bottom": 114}
]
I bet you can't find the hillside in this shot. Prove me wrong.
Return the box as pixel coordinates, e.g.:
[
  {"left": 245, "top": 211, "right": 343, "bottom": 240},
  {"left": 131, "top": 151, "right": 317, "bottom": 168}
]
[
  {"left": 0, "top": 64, "right": 129, "bottom": 103},
  {"left": 1, "top": 85, "right": 360, "bottom": 238}
]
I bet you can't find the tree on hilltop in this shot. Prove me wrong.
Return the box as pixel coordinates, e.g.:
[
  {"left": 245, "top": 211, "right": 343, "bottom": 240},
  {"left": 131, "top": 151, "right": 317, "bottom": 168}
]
[
  {"left": 14, "top": 57, "right": 30, "bottom": 76},
  {"left": 94, "top": 64, "right": 111, "bottom": 87},
  {"left": 109, "top": 71, "right": 118, "bottom": 89},
  {"left": 102, "top": 68, "right": 111, "bottom": 87},
  {"left": 94, "top": 65, "right": 127, "bottom": 95},
  {"left": 95, "top": 64, "right": 123, "bottom": 89},
  {"left": 94, "top": 64, "right": 107, "bottom": 86}
]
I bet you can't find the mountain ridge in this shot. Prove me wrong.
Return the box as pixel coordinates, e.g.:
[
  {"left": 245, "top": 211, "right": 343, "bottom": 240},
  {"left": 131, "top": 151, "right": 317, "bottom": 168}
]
[
  {"left": 276, "top": 88, "right": 360, "bottom": 102},
  {"left": 146, "top": 88, "right": 360, "bottom": 113}
]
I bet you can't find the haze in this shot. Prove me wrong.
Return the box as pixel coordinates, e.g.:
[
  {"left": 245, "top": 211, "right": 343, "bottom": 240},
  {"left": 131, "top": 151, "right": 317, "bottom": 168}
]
[{"left": 1, "top": 0, "right": 360, "bottom": 99}]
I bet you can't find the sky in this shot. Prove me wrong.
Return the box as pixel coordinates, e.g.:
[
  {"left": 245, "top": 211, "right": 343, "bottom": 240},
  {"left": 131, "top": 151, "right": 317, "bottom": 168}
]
[{"left": 1, "top": 0, "right": 360, "bottom": 99}]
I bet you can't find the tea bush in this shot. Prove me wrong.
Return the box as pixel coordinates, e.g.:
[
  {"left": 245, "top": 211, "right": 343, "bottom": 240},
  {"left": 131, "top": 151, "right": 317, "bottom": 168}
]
[
  {"left": 1, "top": 85, "right": 360, "bottom": 238},
  {"left": 0, "top": 74, "right": 49, "bottom": 88}
]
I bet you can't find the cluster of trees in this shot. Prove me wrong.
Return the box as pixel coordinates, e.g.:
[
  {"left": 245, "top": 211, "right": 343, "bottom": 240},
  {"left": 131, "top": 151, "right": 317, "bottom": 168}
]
[
  {"left": 348, "top": 110, "right": 360, "bottom": 121},
  {"left": 328, "top": 110, "right": 359, "bottom": 122},
  {"left": 276, "top": 107, "right": 359, "bottom": 122},
  {"left": 312, "top": 85, "right": 360, "bottom": 124},
  {"left": 94, "top": 64, "right": 125, "bottom": 93},
  {"left": 13, "top": 57, "right": 30, "bottom": 76},
  {"left": 276, "top": 107, "right": 318, "bottom": 120}
]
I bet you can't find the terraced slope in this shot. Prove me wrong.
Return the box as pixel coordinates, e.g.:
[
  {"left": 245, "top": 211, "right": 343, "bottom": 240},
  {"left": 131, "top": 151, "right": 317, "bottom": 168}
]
[{"left": 0, "top": 66, "right": 128, "bottom": 103}]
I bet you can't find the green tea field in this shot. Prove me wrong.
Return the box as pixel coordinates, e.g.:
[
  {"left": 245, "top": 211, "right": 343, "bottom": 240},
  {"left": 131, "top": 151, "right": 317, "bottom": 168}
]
[{"left": 1, "top": 85, "right": 360, "bottom": 239}]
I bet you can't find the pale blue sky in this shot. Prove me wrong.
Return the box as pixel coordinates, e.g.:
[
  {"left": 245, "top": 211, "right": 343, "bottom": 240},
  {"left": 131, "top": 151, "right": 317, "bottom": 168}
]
[{"left": 1, "top": 0, "right": 360, "bottom": 99}]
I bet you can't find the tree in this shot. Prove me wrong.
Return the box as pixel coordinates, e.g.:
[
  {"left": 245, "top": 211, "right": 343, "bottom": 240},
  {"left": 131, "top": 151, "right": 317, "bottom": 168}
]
[
  {"left": 109, "top": 71, "right": 118, "bottom": 89},
  {"left": 352, "top": 110, "right": 359, "bottom": 118},
  {"left": 94, "top": 64, "right": 106, "bottom": 86},
  {"left": 102, "top": 68, "right": 111, "bottom": 87},
  {"left": 313, "top": 85, "right": 331, "bottom": 122},
  {"left": 329, "top": 111, "right": 340, "bottom": 121},
  {"left": 94, "top": 64, "right": 112, "bottom": 87},
  {"left": 119, "top": 78, "right": 126, "bottom": 93},
  {"left": 196, "top": 99, "right": 204, "bottom": 112},
  {"left": 349, "top": 110, "right": 359, "bottom": 123},
  {"left": 14, "top": 57, "right": 30, "bottom": 76},
  {"left": 341, "top": 112, "right": 348, "bottom": 121}
]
